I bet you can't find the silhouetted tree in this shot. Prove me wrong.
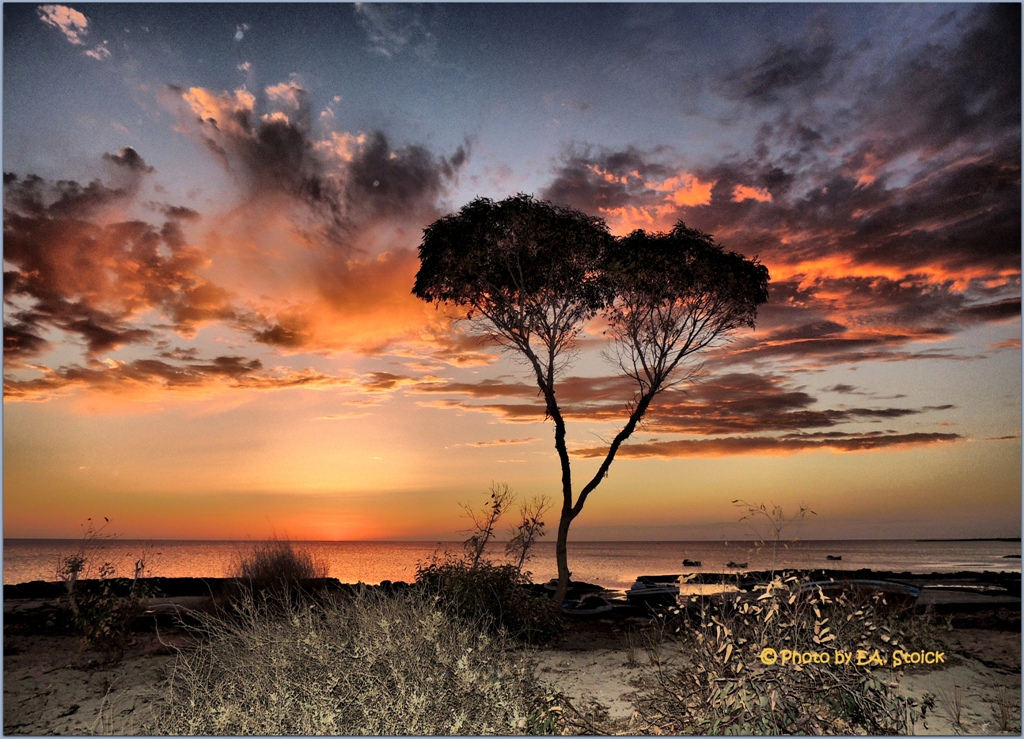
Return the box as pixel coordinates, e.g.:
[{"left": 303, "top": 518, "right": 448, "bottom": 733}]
[{"left": 414, "top": 194, "right": 769, "bottom": 604}]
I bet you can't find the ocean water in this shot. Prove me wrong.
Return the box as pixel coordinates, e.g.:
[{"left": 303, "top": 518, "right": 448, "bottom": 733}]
[{"left": 4, "top": 538, "right": 1020, "bottom": 590}]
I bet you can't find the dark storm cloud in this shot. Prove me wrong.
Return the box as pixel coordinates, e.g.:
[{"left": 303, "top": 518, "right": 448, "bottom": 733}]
[
  {"left": 722, "top": 39, "right": 836, "bottom": 106},
  {"left": 168, "top": 85, "right": 469, "bottom": 240},
  {"left": 102, "top": 146, "right": 154, "bottom": 173},
  {"left": 2, "top": 164, "right": 235, "bottom": 364},
  {"left": 541, "top": 5, "right": 1019, "bottom": 374},
  {"left": 165, "top": 82, "right": 349, "bottom": 241},
  {"left": 346, "top": 131, "right": 469, "bottom": 221},
  {"left": 865, "top": 4, "right": 1020, "bottom": 158},
  {"left": 3, "top": 321, "right": 51, "bottom": 362}
]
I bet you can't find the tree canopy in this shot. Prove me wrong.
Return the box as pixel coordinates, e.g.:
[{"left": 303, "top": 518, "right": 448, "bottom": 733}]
[{"left": 414, "top": 194, "right": 770, "bottom": 604}]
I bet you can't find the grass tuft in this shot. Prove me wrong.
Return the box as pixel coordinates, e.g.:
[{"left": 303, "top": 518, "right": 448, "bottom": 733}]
[
  {"left": 231, "top": 538, "right": 328, "bottom": 598},
  {"left": 155, "top": 588, "right": 548, "bottom": 735}
]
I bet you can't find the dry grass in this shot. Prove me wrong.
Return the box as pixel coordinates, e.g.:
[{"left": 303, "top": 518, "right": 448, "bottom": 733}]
[
  {"left": 938, "top": 681, "right": 965, "bottom": 733},
  {"left": 232, "top": 539, "right": 328, "bottom": 595},
  {"left": 154, "top": 588, "right": 548, "bottom": 735}
]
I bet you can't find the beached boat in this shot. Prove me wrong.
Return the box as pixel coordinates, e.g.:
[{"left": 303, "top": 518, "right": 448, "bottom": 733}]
[
  {"left": 683, "top": 559, "right": 702, "bottom": 567},
  {"left": 793, "top": 579, "right": 922, "bottom": 605},
  {"left": 626, "top": 577, "right": 680, "bottom": 607},
  {"left": 561, "top": 595, "right": 613, "bottom": 616}
]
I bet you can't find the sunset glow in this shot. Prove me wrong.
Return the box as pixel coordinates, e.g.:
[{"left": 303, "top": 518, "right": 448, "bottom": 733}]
[{"left": 3, "top": 4, "right": 1020, "bottom": 541}]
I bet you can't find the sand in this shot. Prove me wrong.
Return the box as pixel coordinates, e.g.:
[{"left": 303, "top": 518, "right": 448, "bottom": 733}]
[{"left": 4, "top": 600, "right": 1020, "bottom": 735}]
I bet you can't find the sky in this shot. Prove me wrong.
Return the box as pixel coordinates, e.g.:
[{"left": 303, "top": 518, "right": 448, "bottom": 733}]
[{"left": 2, "top": 3, "right": 1020, "bottom": 542}]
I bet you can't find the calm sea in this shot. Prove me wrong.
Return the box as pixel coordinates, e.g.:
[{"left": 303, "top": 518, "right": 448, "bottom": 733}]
[{"left": 4, "top": 539, "right": 1020, "bottom": 590}]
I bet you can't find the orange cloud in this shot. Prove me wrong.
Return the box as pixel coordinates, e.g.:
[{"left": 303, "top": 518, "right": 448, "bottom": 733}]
[
  {"left": 654, "top": 174, "right": 715, "bottom": 207},
  {"left": 732, "top": 184, "right": 772, "bottom": 202}
]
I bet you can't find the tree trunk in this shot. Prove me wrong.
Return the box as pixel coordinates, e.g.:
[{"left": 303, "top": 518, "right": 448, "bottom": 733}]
[{"left": 553, "top": 509, "right": 572, "bottom": 605}]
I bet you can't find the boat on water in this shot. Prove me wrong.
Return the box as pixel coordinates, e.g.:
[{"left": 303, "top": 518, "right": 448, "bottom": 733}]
[
  {"left": 725, "top": 561, "right": 748, "bottom": 569},
  {"left": 683, "top": 559, "right": 702, "bottom": 567},
  {"left": 561, "top": 595, "right": 613, "bottom": 616},
  {"left": 826, "top": 555, "right": 843, "bottom": 561},
  {"left": 626, "top": 576, "right": 680, "bottom": 607}
]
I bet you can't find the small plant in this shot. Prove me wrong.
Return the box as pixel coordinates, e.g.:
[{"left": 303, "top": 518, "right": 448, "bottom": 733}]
[
  {"left": 733, "top": 498, "right": 815, "bottom": 573},
  {"left": 56, "top": 518, "right": 152, "bottom": 658},
  {"left": 505, "top": 494, "right": 551, "bottom": 577},
  {"left": 625, "top": 628, "right": 639, "bottom": 667},
  {"left": 462, "top": 481, "right": 515, "bottom": 569},
  {"left": 415, "top": 555, "right": 561, "bottom": 645},
  {"left": 993, "top": 686, "right": 1018, "bottom": 732},
  {"left": 416, "top": 484, "right": 560, "bottom": 645},
  {"left": 938, "top": 681, "right": 965, "bottom": 732}
]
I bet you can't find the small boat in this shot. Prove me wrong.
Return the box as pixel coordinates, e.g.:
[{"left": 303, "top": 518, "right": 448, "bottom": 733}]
[
  {"left": 561, "top": 595, "right": 613, "bottom": 616},
  {"left": 793, "top": 579, "right": 922, "bottom": 606},
  {"left": 1003, "top": 554, "right": 1021, "bottom": 559},
  {"left": 725, "top": 561, "right": 747, "bottom": 569},
  {"left": 626, "top": 577, "right": 680, "bottom": 607},
  {"left": 683, "top": 559, "right": 702, "bottom": 567},
  {"left": 826, "top": 555, "right": 842, "bottom": 561}
]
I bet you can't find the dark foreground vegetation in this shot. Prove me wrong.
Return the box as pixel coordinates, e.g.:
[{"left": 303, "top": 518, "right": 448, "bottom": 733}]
[{"left": 6, "top": 531, "right": 1021, "bottom": 735}]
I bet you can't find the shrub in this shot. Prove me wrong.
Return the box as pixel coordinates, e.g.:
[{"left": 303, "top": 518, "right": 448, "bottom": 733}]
[
  {"left": 231, "top": 539, "right": 328, "bottom": 598},
  {"left": 633, "top": 573, "right": 937, "bottom": 735},
  {"left": 416, "top": 556, "right": 562, "bottom": 645},
  {"left": 56, "top": 518, "right": 152, "bottom": 658},
  {"left": 156, "top": 588, "right": 548, "bottom": 735}
]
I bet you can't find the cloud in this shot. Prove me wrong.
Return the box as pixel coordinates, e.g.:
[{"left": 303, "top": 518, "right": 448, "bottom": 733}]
[
  {"left": 3, "top": 159, "right": 235, "bottom": 365},
  {"left": 38, "top": 4, "right": 88, "bottom": 45},
  {"left": 102, "top": 146, "right": 154, "bottom": 174},
  {"left": 722, "top": 38, "right": 836, "bottom": 107},
  {"left": 410, "top": 370, "right": 956, "bottom": 439},
  {"left": 84, "top": 41, "right": 111, "bottom": 61},
  {"left": 453, "top": 437, "right": 542, "bottom": 448},
  {"left": 38, "top": 4, "right": 112, "bottom": 61},
  {"left": 354, "top": 3, "right": 437, "bottom": 59},
  {"left": 3, "top": 354, "right": 352, "bottom": 403},
  {"left": 572, "top": 431, "right": 961, "bottom": 459},
  {"left": 169, "top": 83, "right": 468, "bottom": 244},
  {"left": 539, "top": 8, "right": 1019, "bottom": 373}
]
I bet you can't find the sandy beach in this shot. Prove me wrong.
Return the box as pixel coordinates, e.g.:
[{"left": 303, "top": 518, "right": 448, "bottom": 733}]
[{"left": 4, "top": 574, "right": 1021, "bottom": 735}]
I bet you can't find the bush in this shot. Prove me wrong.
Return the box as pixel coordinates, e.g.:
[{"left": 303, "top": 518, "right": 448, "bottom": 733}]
[
  {"left": 416, "top": 556, "right": 562, "bottom": 646},
  {"left": 231, "top": 539, "right": 328, "bottom": 598},
  {"left": 156, "top": 588, "right": 548, "bottom": 735},
  {"left": 633, "top": 574, "right": 937, "bottom": 735},
  {"left": 56, "top": 518, "right": 152, "bottom": 658}
]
